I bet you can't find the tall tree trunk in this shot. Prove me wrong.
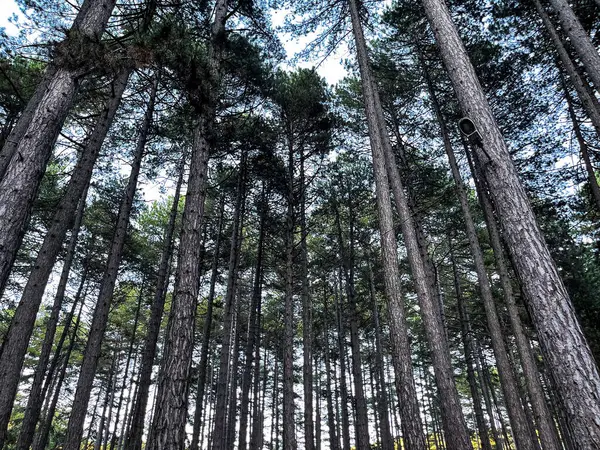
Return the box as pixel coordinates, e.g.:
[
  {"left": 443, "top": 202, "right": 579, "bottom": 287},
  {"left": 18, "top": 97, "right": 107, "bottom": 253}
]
[
  {"left": 15, "top": 179, "right": 89, "bottom": 450},
  {"left": 301, "top": 152, "right": 316, "bottom": 450},
  {"left": 420, "top": 0, "right": 600, "bottom": 444},
  {"left": 0, "top": 69, "right": 129, "bottom": 445},
  {"left": 283, "top": 134, "right": 298, "bottom": 450},
  {"left": 367, "top": 262, "right": 394, "bottom": 450},
  {"left": 533, "top": 0, "right": 600, "bottom": 138},
  {"left": 211, "top": 153, "right": 247, "bottom": 450},
  {"left": 148, "top": 0, "right": 228, "bottom": 445},
  {"left": 545, "top": 0, "right": 600, "bottom": 91},
  {"left": 190, "top": 193, "right": 226, "bottom": 450},
  {"left": 125, "top": 156, "right": 185, "bottom": 450},
  {"left": 420, "top": 54, "right": 536, "bottom": 450},
  {"left": 0, "top": 0, "right": 117, "bottom": 297},
  {"left": 33, "top": 297, "right": 84, "bottom": 450},
  {"left": 347, "top": 1, "right": 427, "bottom": 448},
  {"left": 239, "top": 187, "right": 267, "bottom": 450},
  {"left": 451, "top": 246, "right": 493, "bottom": 450},
  {"left": 64, "top": 75, "right": 156, "bottom": 450}
]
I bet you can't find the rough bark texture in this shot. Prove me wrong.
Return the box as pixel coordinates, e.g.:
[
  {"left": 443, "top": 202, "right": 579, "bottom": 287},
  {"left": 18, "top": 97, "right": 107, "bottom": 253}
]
[
  {"left": 148, "top": 0, "right": 228, "bottom": 446},
  {"left": 0, "top": 70, "right": 129, "bottom": 448},
  {"left": 0, "top": 0, "right": 117, "bottom": 297},
  {"left": 347, "top": 1, "right": 427, "bottom": 448},
  {"left": 63, "top": 76, "right": 155, "bottom": 450},
  {"left": 323, "top": 294, "right": 340, "bottom": 450},
  {"left": 546, "top": 0, "right": 600, "bottom": 92},
  {"left": 421, "top": 0, "right": 600, "bottom": 445}
]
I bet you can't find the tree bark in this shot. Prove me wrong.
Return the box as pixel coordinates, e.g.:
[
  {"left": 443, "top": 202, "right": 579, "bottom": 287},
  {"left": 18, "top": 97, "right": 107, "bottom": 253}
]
[
  {"left": 0, "top": 0, "right": 117, "bottom": 297},
  {"left": 347, "top": 1, "right": 427, "bottom": 448},
  {"left": 420, "top": 0, "right": 600, "bottom": 445},
  {"left": 125, "top": 156, "right": 185, "bottom": 450},
  {"left": 148, "top": 0, "right": 228, "bottom": 445},
  {"left": 545, "top": 0, "right": 600, "bottom": 92},
  {"left": 5, "top": 69, "right": 129, "bottom": 450},
  {"left": 63, "top": 75, "right": 156, "bottom": 450}
]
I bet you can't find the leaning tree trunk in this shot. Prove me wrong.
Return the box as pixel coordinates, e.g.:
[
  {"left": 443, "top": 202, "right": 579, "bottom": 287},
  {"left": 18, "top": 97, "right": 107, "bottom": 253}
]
[
  {"left": 63, "top": 75, "right": 156, "bottom": 450},
  {"left": 420, "top": 0, "right": 600, "bottom": 445},
  {"left": 211, "top": 152, "right": 247, "bottom": 450},
  {"left": 125, "top": 156, "right": 185, "bottom": 450},
  {"left": 147, "top": 0, "right": 228, "bottom": 446},
  {"left": 0, "top": 67, "right": 57, "bottom": 180},
  {"left": 533, "top": 0, "right": 600, "bottom": 138},
  {"left": 419, "top": 55, "right": 536, "bottom": 450},
  {"left": 2, "top": 69, "right": 130, "bottom": 450},
  {"left": 545, "top": 0, "right": 600, "bottom": 92},
  {"left": 0, "top": 0, "right": 117, "bottom": 298},
  {"left": 347, "top": 1, "right": 427, "bottom": 448}
]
